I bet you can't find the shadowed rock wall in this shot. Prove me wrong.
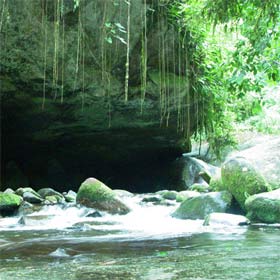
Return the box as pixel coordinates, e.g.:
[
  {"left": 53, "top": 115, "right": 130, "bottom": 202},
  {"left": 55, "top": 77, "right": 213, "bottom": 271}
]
[{"left": 1, "top": 0, "right": 199, "bottom": 192}]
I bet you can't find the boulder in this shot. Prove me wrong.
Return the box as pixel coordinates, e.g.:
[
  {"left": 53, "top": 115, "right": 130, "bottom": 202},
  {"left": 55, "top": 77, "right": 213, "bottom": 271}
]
[
  {"left": 161, "top": 190, "right": 178, "bottom": 200},
  {"left": 38, "top": 188, "right": 64, "bottom": 199},
  {"left": 141, "top": 195, "right": 162, "bottom": 203},
  {"left": 63, "top": 190, "right": 77, "bottom": 203},
  {"left": 18, "top": 201, "right": 40, "bottom": 216},
  {"left": 172, "top": 191, "right": 232, "bottom": 220},
  {"left": 23, "top": 192, "right": 44, "bottom": 204},
  {"left": 15, "top": 187, "right": 40, "bottom": 197},
  {"left": 173, "top": 156, "right": 221, "bottom": 189},
  {"left": 176, "top": 190, "right": 200, "bottom": 202},
  {"left": 245, "top": 189, "right": 280, "bottom": 223},
  {"left": 76, "top": 178, "right": 130, "bottom": 215},
  {"left": 188, "top": 183, "right": 210, "bottom": 193},
  {"left": 86, "top": 211, "right": 102, "bottom": 218},
  {"left": 222, "top": 136, "right": 280, "bottom": 209},
  {"left": 45, "top": 195, "right": 65, "bottom": 204},
  {"left": 203, "top": 213, "right": 249, "bottom": 226},
  {"left": 113, "top": 189, "right": 134, "bottom": 198},
  {"left": 3, "top": 188, "right": 15, "bottom": 194},
  {"left": 0, "top": 192, "right": 23, "bottom": 216}
]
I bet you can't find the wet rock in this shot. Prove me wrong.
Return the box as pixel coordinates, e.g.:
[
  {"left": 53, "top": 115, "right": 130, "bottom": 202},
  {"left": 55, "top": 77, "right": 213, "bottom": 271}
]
[
  {"left": 3, "top": 188, "right": 15, "bottom": 194},
  {"left": 155, "top": 199, "right": 176, "bottom": 206},
  {"left": 44, "top": 195, "right": 64, "bottom": 204},
  {"left": 222, "top": 136, "right": 280, "bottom": 210},
  {"left": 203, "top": 213, "right": 249, "bottom": 226},
  {"left": 113, "top": 189, "right": 134, "bottom": 198},
  {"left": 63, "top": 190, "right": 77, "bottom": 203},
  {"left": 86, "top": 211, "right": 102, "bottom": 218},
  {"left": 38, "top": 188, "right": 64, "bottom": 199},
  {"left": 141, "top": 196, "right": 162, "bottom": 203},
  {"left": 245, "top": 189, "right": 280, "bottom": 224},
  {"left": 0, "top": 192, "right": 23, "bottom": 216},
  {"left": 161, "top": 191, "right": 178, "bottom": 200},
  {"left": 18, "top": 214, "right": 55, "bottom": 226},
  {"left": 17, "top": 201, "right": 36, "bottom": 216},
  {"left": 175, "top": 191, "right": 200, "bottom": 202},
  {"left": 173, "top": 157, "right": 221, "bottom": 189},
  {"left": 189, "top": 183, "right": 210, "bottom": 193},
  {"left": 76, "top": 178, "right": 130, "bottom": 215},
  {"left": 222, "top": 157, "right": 268, "bottom": 210},
  {"left": 172, "top": 191, "right": 232, "bottom": 220},
  {"left": 23, "top": 191, "right": 44, "bottom": 204},
  {"left": 15, "top": 187, "right": 39, "bottom": 197}
]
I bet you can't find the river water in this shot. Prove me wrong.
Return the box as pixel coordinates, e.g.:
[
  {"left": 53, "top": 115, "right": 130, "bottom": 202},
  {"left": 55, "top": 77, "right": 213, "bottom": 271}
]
[{"left": 0, "top": 194, "right": 279, "bottom": 279}]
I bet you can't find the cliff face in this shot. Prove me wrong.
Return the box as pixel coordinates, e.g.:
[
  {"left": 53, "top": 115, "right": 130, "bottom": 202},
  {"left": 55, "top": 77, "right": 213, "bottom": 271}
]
[{"left": 1, "top": 0, "right": 199, "bottom": 192}]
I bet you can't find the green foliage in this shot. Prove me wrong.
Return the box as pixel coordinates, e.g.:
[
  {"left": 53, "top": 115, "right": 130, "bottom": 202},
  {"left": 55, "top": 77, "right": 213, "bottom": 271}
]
[{"left": 168, "top": 0, "right": 280, "bottom": 155}]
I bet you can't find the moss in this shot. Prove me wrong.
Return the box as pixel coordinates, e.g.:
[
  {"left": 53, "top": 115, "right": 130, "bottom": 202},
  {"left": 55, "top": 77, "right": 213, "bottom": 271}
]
[
  {"left": 222, "top": 158, "right": 268, "bottom": 210},
  {"left": 76, "top": 178, "right": 130, "bottom": 214},
  {"left": 77, "top": 178, "right": 115, "bottom": 203},
  {"left": 0, "top": 192, "right": 22, "bottom": 206},
  {"left": 0, "top": 192, "right": 23, "bottom": 216},
  {"left": 209, "top": 177, "right": 225, "bottom": 191},
  {"left": 175, "top": 191, "right": 200, "bottom": 202},
  {"left": 172, "top": 191, "right": 231, "bottom": 220},
  {"left": 245, "top": 195, "right": 280, "bottom": 223},
  {"left": 189, "top": 183, "right": 210, "bottom": 193},
  {"left": 161, "top": 191, "right": 177, "bottom": 200}
]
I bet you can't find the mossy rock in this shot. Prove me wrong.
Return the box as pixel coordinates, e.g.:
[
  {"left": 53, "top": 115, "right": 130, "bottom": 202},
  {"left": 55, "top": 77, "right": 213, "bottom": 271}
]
[
  {"left": 222, "top": 157, "right": 268, "bottom": 210},
  {"left": 63, "top": 190, "right": 77, "bottom": 203},
  {"left": 0, "top": 192, "right": 23, "bottom": 216},
  {"left": 209, "top": 177, "right": 225, "bottom": 192},
  {"left": 222, "top": 137, "right": 280, "bottom": 210},
  {"left": 15, "top": 187, "right": 39, "bottom": 197},
  {"left": 175, "top": 191, "right": 200, "bottom": 202},
  {"left": 172, "top": 191, "right": 232, "bottom": 220},
  {"left": 38, "top": 188, "right": 64, "bottom": 199},
  {"left": 189, "top": 183, "right": 210, "bottom": 193},
  {"left": 245, "top": 189, "right": 280, "bottom": 223},
  {"left": 161, "top": 190, "right": 178, "bottom": 200},
  {"left": 77, "top": 178, "right": 130, "bottom": 215},
  {"left": 45, "top": 195, "right": 64, "bottom": 204},
  {"left": 23, "top": 191, "right": 44, "bottom": 204}
]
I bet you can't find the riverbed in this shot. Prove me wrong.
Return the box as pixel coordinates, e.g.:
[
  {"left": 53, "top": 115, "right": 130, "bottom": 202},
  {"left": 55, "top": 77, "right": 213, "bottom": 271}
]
[{"left": 0, "top": 194, "right": 279, "bottom": 279}]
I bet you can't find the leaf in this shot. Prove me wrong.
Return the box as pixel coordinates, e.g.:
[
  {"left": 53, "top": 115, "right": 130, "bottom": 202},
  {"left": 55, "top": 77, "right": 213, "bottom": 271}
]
[
  {"left": 114, "top": 22, "right": 126, "bottom": 33},
  {"left": 156, "top": 251, "right": 168, "bottom": 257},
  {"left": 115, "top": 35, "right": 127, "bottom": 45},
  {"left": 251, "top": 102, "right": 262, "bottom": 115},
  {"left": 105, "top": 37, "right": 113, "bottom": 44}
]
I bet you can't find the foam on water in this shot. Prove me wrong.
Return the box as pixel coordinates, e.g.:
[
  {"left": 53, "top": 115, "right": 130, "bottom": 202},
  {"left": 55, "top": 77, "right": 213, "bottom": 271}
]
[{"left": 0, "top": 194, "right": 248, "bottom": 239}]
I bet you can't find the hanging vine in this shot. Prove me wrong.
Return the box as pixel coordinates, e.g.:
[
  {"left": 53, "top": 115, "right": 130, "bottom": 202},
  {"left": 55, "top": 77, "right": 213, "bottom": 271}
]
[
  {"left": 140, "top": 0, "right": 147, "bottom": 113},
  {"left": 52, "top": 0, "right": 60, "bottom": 99},
  {"left": 124, "top": 0, "right": 131, "bottom": 102},
  {"left": 60, "top": 0, "right": 65, "bottom": 104},
  {"left": 41, "top": 0, "right": 48, "bottom": 110}
]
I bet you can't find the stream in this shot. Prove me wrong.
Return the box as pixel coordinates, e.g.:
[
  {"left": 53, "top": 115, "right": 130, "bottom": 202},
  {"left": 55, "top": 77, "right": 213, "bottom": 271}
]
[{"left": 0, "top": 194, "right": 279, "bottom": 280}]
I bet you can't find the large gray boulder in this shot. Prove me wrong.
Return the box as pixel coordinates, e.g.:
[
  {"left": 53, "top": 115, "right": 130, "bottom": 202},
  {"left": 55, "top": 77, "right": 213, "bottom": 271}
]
[
  {"left": 221, "top": 136, "right": 280, "bottom": 209},
  {"left": 76, "top": 178, "right": 130, "bottom": 215},
  {"left": 245, "top": 189, "right": 280, "bottom": 224},
  {"left": 172, "top": 191, "right": 232, "bottom": 220}
]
